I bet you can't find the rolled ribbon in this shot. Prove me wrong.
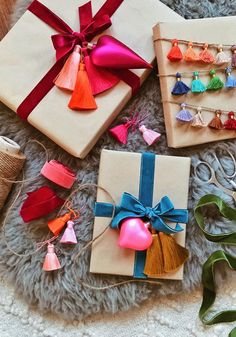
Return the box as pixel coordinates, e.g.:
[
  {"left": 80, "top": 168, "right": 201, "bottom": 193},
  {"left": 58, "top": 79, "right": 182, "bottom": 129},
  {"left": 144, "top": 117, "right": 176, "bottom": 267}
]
[
  {"left": 41, "top": 160, "right": 76, "bottom": 189},
  {"left": 194, "top": 194, "right": 236, "bottom": 337}
]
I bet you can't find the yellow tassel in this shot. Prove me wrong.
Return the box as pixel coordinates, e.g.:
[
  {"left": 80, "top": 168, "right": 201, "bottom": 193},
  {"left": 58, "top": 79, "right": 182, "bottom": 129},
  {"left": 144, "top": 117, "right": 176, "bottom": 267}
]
[
  {"left": 159, "top": 232, "right": 189, "bottom": 274},
  {"left": 143, "top": 230, "right": 165, "bottom": 277}
]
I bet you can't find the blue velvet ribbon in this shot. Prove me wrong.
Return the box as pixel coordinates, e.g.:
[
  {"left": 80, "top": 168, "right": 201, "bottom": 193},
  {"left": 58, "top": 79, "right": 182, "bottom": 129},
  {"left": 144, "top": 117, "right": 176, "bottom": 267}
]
[{"left": 94, "top": 152, "right": 188, "bottom": 278}]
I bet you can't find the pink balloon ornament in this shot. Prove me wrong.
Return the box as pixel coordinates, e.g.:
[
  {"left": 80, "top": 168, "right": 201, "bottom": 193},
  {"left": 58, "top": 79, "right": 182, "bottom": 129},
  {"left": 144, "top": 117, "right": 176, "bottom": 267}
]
[{"left": 118, "top": 218, "right": 153, "bottom": 251}]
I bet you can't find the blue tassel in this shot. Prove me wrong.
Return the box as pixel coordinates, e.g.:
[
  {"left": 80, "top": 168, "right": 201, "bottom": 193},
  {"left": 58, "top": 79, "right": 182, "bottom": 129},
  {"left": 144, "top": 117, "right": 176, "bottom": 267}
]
[
  {"left": 171, "top": 73, "right": 190, "bottom": 95},
  {"left": 225, "top": 67, "right": 236, "bottom": 88},
  {"left": 176, "top": 103, "right": 193, "bottom": 123}
]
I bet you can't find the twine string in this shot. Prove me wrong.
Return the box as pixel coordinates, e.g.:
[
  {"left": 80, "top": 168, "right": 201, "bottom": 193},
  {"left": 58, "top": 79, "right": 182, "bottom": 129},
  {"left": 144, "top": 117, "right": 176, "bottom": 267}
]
[
  {"left": 157, "top": 67, "right": 230, "bottom": 78},
  {"left": 154, "top": 37, "right": 233, "bottom": 49}
]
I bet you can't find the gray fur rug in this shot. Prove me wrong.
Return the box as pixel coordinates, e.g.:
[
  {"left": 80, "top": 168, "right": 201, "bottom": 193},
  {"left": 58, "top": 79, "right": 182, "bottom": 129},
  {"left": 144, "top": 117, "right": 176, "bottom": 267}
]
[{"left": 0, "top": 0, "right": 235, "bottom": 321}]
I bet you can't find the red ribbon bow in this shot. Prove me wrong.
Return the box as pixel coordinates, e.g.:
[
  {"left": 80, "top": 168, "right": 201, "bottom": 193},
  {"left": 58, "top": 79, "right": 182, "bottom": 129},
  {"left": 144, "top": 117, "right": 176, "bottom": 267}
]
[{"left": 17, "top": 0, "right": 151, "bottom": 120}]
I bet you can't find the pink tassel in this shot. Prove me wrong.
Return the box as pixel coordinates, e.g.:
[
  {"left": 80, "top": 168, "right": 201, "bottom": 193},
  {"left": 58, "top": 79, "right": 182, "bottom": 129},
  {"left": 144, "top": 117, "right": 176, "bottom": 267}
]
[
  {"left": 109, "top": 122, "right": 131, "bottom": 144},
  {"left": 60, "top": 220, "right": 77, "bottom": 244},
  {"left": 42, "top": 244, "right": 61, "bottom": 271},
  {"left": 54, "top": 45, "right": 81, "bottom": 91},
  {"left": 84, "top": 55, "right": 119, "bottom": 95},
  {"left": 139, "top": 125, "right": 161, "bottom": 146}
]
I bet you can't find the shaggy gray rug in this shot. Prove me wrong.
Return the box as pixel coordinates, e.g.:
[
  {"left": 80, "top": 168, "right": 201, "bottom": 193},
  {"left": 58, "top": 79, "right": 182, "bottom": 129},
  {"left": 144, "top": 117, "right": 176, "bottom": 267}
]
[{"left": 0, "top": 0, "right": 235, "bottom": 321}]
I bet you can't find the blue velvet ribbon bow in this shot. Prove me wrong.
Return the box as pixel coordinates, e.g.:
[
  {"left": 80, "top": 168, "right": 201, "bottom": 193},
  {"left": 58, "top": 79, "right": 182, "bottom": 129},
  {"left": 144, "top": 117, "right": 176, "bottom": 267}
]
[{"left": 110, "top": 192, "right": 187, "bottom": 234}]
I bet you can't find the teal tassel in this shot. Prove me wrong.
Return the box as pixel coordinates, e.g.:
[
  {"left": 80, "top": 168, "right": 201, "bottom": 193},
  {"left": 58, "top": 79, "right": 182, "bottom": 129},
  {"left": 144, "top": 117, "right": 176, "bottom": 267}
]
[
  {"left": 206, "top": 69, "right": 224, "bottom": 91},
  {"left": 191, "top": 71, "right": 206, "bottom": 93}
]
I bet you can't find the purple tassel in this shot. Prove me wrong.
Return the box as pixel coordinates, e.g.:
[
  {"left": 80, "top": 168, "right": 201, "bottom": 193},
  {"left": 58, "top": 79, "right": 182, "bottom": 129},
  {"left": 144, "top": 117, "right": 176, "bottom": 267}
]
[
  {"left": 171, "top": 73, "right": 190, "bottom": 95},
  {"left": 231, "top": 45, "right": 236, "bottom": 68},
  {"left": 176, "top": 103, "right": 193, "bottom": 123}
]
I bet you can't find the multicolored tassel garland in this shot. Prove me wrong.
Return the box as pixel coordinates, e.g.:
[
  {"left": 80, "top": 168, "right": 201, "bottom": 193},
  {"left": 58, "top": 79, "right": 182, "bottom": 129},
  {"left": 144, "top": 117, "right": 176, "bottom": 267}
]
[
  {"left": 208, "top": 110, "right": 223, "bottom": 129},
  {"left": 206, "top": 69, "right": 224, "bottom": 91},
  {"left": 214, "top": 45, "right": 231, "bottom": 65},
  {"left": 191, "top": 71, "right": 206, "bottom": 93},
  {"left": 167, "top": 39, "right": 183, "bottom": 62},
  {"left": 225, "top": 67, "right": 236, "bottom": 88},
  {"left": 199, "top": 43, "right": 215, "bottom": 64},
  {"left": 224, "top": 111, "right": 236, "bottom": 130},
  {"left": 176, "top": 103, "right": 193, "bottom": 123},
  {"left": 231, "top": 45, "right": 236, "bottom": 68},
  {"left": 191, "top": 107, "right": 206, "bottom": 128},
  {"left": 171, "top": 73, "right": 190, "bottom": 95},
  {"left": 183, "top": 41, "right": 199, "bottom": 62},
  {"left": 68, "top": 62, "right": 97, "bottom": 110},
  {"left": 43, "top": 244, "right": 61, "bottom": 271},
  {"left": 54, "top": 45, "right": 81, "bottom": 91},
  {"left": 139, "top": 125, "right": 161, "bottom": 145},
  {"left": 60, "top": 220, "right": 77, "bottom": 244}
]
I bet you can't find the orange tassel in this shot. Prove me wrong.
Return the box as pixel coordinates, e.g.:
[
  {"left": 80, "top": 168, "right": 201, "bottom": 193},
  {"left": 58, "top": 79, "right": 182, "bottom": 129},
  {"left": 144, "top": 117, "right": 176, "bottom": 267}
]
[
  {"left": 167, "top": 39, "right": 183, "bottom": 62},
  {"left": 54, "top": 45, "right": 81, "bottom": 91},
  {"left": 184, "top": 42, "right": 199, "bottom": 62},
  {"left": 68, "top": 62, "right": 97, "bottom": 110},
  {"left": 199, "top": 43, "right": 215, "bottom": 63},
  {"left": 48, "top": 212, "right": 72, "bottom": 236}
]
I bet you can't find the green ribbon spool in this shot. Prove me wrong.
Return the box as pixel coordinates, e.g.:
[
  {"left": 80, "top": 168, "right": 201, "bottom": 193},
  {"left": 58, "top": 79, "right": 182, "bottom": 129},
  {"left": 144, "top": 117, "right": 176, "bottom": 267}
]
[{"left": 194, "top": 194, "right": 236, "bottom": 337}]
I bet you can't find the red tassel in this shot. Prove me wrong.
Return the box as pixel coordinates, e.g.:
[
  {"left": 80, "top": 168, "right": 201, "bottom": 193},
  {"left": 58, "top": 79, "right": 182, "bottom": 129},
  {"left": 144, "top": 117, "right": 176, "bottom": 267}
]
[
  {"left": 84, "top": 55, "right": 119, "bottom": 95},
  {"left": 199, "top": 43, "right": 215, "bottom": 63},
  {"left": 208, "top": 110, "right": 223, "bottom": 129},
  {"left": 43, "top": 244, "right": 61, "bottom": 271},
  {"left": 139, "top": 125, "right": 161, "bottom": 145},
  {"left": 68, "top": 63, "right": 97, "bottom": 110},
  {"left": 54, "top": 45, "right": 81, "bottom": 91},
  {"left": 224, "top": 111, "right": 236, "bottom": 130},
  {"left": 109, "top": 122, "right": 131, "bottom": 144},
  {"left": 48, "top": 212, "right": 72, "bottom": 236},
  {"left": 167, "top": 39, "right": 183, "bottom": 62}
]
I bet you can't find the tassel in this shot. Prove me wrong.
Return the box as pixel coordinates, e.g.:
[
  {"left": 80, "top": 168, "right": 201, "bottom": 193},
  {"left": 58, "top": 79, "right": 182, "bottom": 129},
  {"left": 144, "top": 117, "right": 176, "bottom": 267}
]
[
  {"left": 159, "top": 232, "right": 189, "bottom": 274},
  {"left": 60, "top": 220, "right": 77, "bottom": 244},
  {"left": 199, "top": 43, "right": 215, "bottom": 63},
  {"left": 143, "top": 230, "right": 165, "bottom": 277},
  {"left": 48, "top": 212, "right": 72, "bottom": 236},
  {"left": 191, "top": 107, "right": 206, "bottom": 128},
  {"left": 208, "top": 110, "right": 223, "bottom": 129},
  {"left": 176, "top": 103, "right": 193, "bottom": 123},
  {"left": 167, "top": 39, "right": 183, "bottom": 62},
  {"left": 139, "top": 125, "right": 161, "bottom": 146},
  {"left": 68, "top": 62, "right": 97, "bottom": 110},
  {"left": 43, "top": 244, "right": 61, "bottom": 271},
  {"left": 214, "top": 45, "right": 231, "bottom": 65},
  {"left": 171, "top": 72, "right": 190, "bottom": 95},
  {"left": 191, "top": 71, "right": 206, "bottom": 93},
  {"left": 206, "top": 69, "right": 224, "bottom": 91},
  {"left": 184, "top": 41, "right": 199, "bottom": 62},
  {"left": 231, "top": 45, "right": 236, "bottom": 68},
  {"left": 224, "top": 111, "right": 236, "bottom": 130},
  {"left": 109, "top": 122, "right": 131, "bottom": 144},
  {"left": 225, "top": 67, "right": 236, "bottom": 88},
  {"left": 55, "top": 45, "right": 81, "bottom": 91},
  {"left": 84, "top": 55, "right": 119, "bottom": 95}
]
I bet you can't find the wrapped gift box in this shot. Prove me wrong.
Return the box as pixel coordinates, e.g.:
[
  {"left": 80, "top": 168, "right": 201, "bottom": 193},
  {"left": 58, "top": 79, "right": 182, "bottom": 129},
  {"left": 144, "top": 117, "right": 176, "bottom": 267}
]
[
  {"left": 90, "top": 150, "right": 191, "bottom": 280},
  {"left": 0, "top": 0, "right": 183, "bottom": 158}
]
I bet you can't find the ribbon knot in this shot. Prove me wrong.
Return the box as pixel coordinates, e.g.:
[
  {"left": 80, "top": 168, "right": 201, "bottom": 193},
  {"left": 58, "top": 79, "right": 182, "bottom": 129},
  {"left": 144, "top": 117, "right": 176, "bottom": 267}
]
[
  {"left": 72, "top": 31, "right": 85, "bottom": 41},
  {"left": 144, "top": 207, "right": 154, "bottom": 220}
]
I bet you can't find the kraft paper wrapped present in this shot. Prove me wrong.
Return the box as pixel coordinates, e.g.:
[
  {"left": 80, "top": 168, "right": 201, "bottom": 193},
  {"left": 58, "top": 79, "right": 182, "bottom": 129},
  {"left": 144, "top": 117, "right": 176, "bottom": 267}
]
[
  {"left": 90, "top": 150, "right": 190, "bottom": 280},
  {"left": 153, "top": 17, "right": 236, "bottom": 148},
  {"left": 0, "top": 0, "right": 183, "bottom": 158}
]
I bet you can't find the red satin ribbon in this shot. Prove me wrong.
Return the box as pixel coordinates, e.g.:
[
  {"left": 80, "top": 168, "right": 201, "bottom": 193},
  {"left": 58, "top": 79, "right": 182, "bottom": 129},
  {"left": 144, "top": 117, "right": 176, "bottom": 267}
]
[{"left": 17, "top": 0, "right": 141, "bottom": 120}]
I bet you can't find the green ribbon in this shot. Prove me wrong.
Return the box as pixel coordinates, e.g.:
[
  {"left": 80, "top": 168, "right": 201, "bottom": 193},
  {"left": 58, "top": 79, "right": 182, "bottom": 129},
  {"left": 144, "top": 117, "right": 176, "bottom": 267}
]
[{"left": 194, "top": 194, "right": 236, "bottom": 337}]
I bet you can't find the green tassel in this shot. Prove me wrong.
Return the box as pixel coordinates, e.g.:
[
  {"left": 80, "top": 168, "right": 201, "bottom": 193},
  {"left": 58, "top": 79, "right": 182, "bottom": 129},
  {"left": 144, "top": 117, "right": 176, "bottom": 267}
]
[
  {"left": 206, "top": 69, "right": 224, "bottom": 91},
  {"left": 191, "top": 71, "right": 206, "bottom": 93}
]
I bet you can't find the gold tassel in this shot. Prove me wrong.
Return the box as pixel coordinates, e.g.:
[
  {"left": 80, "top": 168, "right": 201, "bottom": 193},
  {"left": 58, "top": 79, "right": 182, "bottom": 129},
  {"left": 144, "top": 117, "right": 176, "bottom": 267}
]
[
  {"left": 143, "top": 229, "right": 165, "bottom": 277},
  {"left": 159, "top": 232, "right": 189, "bottom": 274}
]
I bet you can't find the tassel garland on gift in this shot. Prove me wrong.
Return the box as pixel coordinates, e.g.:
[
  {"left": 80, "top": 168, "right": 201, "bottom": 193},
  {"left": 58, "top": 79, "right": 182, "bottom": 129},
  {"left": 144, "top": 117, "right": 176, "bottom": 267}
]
[
  {"left": 191, "top": 71, "right": 206, "bottom": 93},
  {"left": 171, "top": 72, "right": 190, "bottom": 95},
  {"left": 60, "top": 220, "right": 77, "bottom": 244},
  {"left": 48, "top": 212, "right": 72, "bottom": 236},
  {"left": 225, "top": 67, "right": 236, "bottom": 88},
  {"left": 68, "top": 63, "right": 97, "bottom": 110},
  {"left": 191, "top": 107, "right": 206, "bottom": 128},
  {"left": 43, "top": 244, "right": 61, "bottom": 271},
  {"left": 208, "top": 110, "right": 223, "bottom": 129},
  {"left": 214, "top": 45, "right": 231, "bottom": 65},
  {"left": 224, "top": 111, "right": 236, "bottom": 130},
  {"left": 199, "top": 43, "right": 215, "bottom": 63},
  {"left": 231, "top": 45, "right": 236, "bottom": 68},
  {"left": 54, "top": 45, "right": 81, "bottom": 91},
  {"left": 184, "top": 41, "right": 199, "bottom": 62},
  {"left": 167, "top": 39, "right": 183, "bottom": 62},
  {"left": 139, "top": 125, "right": 161, "bottom": 145},
  {"left": 176, "top": 103, "right": 193, "bottom": 123},
  {"left": 206, "top": 69, "right": 224, "bottom": 91}
]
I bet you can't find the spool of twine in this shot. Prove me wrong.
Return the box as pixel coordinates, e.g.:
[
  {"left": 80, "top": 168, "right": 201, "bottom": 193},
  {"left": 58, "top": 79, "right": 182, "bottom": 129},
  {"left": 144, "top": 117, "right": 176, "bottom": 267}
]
[{"left": 0, "top": 136, "right": 26, "bottom": 211}]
